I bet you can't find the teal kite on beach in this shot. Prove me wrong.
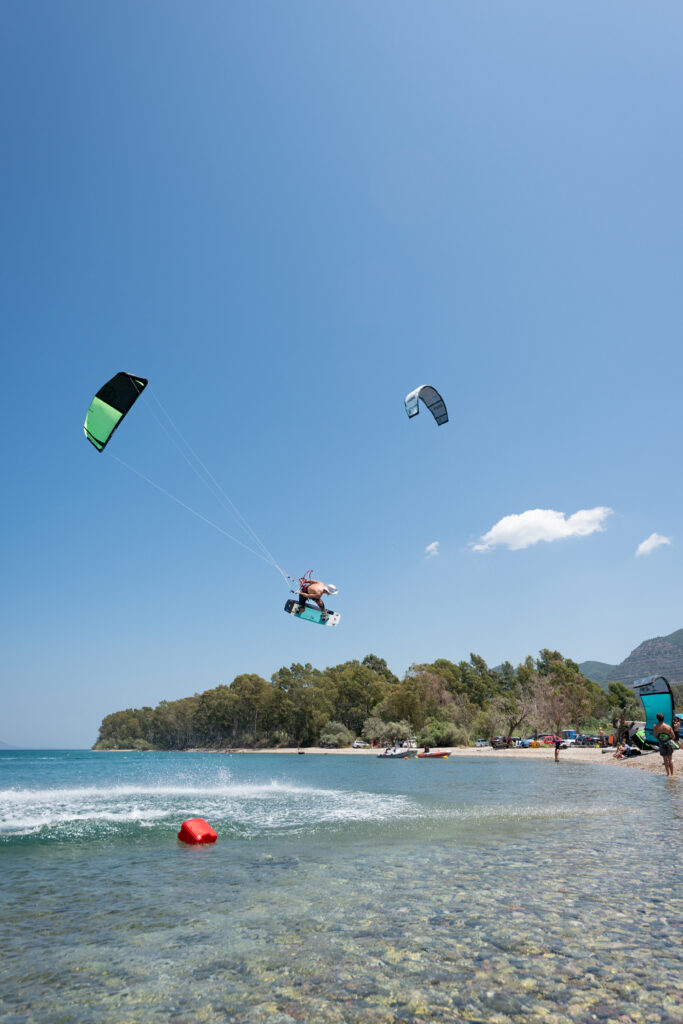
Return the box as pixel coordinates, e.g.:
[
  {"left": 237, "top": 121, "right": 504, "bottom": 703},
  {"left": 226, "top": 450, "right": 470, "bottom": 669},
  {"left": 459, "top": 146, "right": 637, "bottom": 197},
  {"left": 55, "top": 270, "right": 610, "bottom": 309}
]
[{"left": 632, "top": 675, "right": 676, "bottom": 746}]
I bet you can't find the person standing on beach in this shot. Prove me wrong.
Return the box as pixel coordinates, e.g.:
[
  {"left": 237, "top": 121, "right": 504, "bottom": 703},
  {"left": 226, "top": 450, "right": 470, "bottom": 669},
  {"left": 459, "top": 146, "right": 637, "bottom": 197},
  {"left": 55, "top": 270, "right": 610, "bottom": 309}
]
[
  {"left": 554, "top": 737, "right": 561, "bottom": 763},
  {"left": 653, "top": 712, "right": 677, "bottom": 777}
]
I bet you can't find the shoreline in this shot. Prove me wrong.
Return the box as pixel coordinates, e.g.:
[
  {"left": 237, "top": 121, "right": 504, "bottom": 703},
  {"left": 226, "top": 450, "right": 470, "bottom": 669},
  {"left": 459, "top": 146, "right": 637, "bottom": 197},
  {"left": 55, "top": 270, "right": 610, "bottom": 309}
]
[{"left": 96, "top": 745, "right": 683, "bottom": 775}]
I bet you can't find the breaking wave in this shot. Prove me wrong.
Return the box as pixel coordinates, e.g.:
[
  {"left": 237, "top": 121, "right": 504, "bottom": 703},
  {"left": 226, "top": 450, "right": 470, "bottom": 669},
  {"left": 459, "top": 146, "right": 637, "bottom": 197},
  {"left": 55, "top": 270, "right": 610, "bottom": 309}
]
[
  {"left": 0, "top": 776, "right": 611, "bottom": 843},
  {"left": 0, "top": 779, "right": 418, "bottom": 840}
]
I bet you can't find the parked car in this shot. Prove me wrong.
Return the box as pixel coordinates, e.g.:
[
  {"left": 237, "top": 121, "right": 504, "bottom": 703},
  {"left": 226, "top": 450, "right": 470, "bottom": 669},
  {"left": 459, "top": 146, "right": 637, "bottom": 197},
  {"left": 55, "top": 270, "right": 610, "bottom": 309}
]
[
  {"left": 474, "top": 739, "right": 488, "bottom": 748},
  {"left": 352, "top": 739, "right": 368, "bottom": 749}
]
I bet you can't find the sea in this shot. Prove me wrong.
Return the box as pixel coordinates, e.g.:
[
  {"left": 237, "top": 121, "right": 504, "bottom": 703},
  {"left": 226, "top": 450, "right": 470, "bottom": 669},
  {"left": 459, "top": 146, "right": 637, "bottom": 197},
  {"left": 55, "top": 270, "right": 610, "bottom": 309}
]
[{"left": 1, "top": 749, "right": 681, "bottom": 1024}]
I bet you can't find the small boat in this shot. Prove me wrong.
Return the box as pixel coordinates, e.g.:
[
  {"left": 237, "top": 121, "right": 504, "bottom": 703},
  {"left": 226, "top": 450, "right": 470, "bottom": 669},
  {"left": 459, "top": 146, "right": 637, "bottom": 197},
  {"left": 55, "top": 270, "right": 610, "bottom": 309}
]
[
  {"left": 416, "top": 748, "right": 449, "bottom": 759},
  {"left": 377, "top": 744, "right": 418, "bottom": 759}
]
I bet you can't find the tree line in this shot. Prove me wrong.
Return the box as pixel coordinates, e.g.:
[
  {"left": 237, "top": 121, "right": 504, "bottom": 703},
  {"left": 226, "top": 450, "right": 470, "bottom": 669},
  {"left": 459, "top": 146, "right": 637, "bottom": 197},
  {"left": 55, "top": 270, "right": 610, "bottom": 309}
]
[{"left": 93, "top": 649, "right": 646, "bottom": 750}]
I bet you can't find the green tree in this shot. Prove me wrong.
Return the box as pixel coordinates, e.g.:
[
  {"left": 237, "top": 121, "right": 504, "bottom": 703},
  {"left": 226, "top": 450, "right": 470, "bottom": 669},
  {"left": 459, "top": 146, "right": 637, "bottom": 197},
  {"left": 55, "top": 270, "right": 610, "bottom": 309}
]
[
  {"left": 606, "top": 681, "right": 640, "bottom": 740},
  {"left": 322, "top": 660, "right": 390, "bottom": 734},
  {"left": 418, "top": 718, "right": 467, "bottom": 747},
  {"left": 382, "top": 720, "right": 412, "bottom": 744},
  {"left": 422, "top": 655, "right": 498, "bottom": 708},
  {"left": 530, "top": 652, "right": 599, "bottom": 734},
  {"left": 361, "top": 654, "right": 399, "bottom": 685},
  {"left": 195, "top": 685, "right": 238, "bottom": 746},
  {"left": 229, "top": 674, "right": 273, "bottom": 744},
  {"left": 382, "top": 666, "right": 458, "bottom": 732},
  {"left": 319, "top": 721, "right": 355, "bottom": 747},
  {"left": 270, "top": 663, "right": 325, "bottom": 744},
  {"left": 493, "top": 658, "right": 537, "bottom": 738},
  {"left": 361, "top": 715, "right": 389, "bottom": 745}
]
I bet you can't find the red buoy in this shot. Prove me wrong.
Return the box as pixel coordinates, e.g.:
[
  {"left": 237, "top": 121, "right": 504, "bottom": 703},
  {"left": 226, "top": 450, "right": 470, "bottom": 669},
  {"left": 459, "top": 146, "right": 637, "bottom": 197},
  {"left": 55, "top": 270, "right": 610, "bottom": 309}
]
[{"left": 177, "top": 818, "right": 217, "bottom": 844}]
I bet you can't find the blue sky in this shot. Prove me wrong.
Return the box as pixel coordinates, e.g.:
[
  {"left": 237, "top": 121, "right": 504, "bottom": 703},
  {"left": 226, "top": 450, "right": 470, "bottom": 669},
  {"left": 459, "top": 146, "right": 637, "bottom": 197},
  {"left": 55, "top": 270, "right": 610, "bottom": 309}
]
[{"left": 2, "top": 2, "right": 682, "bottom": 747}]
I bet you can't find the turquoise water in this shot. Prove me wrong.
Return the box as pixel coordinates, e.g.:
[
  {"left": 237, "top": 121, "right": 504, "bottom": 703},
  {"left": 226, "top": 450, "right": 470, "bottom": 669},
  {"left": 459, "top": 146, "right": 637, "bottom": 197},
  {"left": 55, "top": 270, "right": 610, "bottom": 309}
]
[{"left": 1, "top": 751, "right": 681, "bottom": 1023}]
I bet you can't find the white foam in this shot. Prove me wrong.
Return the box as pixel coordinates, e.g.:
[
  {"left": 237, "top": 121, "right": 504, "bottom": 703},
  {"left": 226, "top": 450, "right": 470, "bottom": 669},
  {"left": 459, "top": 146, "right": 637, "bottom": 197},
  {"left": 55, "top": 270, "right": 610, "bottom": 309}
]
[
  {"left": 0, "top": 779, "right": 418, "bottom": 836},
  {"left": 0, "top": 779, "right": 325, "bottom": 803},
  {"left": 0, "top": 774, "right": 613, "bottom": 840}
]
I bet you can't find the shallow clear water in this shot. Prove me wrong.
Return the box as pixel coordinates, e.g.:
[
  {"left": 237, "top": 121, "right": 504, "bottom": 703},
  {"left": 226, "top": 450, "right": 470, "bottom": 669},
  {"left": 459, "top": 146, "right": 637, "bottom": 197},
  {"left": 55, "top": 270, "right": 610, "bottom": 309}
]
[{"left": 1, "top": 750, "right": 681, "bottom": 1023}]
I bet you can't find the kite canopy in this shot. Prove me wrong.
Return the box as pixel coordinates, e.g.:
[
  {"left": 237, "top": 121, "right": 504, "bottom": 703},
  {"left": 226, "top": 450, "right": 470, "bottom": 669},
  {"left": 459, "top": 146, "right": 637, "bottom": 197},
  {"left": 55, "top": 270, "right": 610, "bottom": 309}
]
[
  {"left": 404, "top": 385, "right": 448, "bottom": 426},
  {"left": 632, "top": 675, "right": 675, "bottom": 745},
  {"left": 84, "top": 372, "right": 148, "bottom": 451}
]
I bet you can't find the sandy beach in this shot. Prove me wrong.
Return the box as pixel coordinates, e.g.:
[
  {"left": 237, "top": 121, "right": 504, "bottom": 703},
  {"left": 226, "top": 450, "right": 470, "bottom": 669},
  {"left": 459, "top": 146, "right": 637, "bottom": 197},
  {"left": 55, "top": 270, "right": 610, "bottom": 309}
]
[{"left": 220, "top": 743, "right": 683, "bottom": 775}]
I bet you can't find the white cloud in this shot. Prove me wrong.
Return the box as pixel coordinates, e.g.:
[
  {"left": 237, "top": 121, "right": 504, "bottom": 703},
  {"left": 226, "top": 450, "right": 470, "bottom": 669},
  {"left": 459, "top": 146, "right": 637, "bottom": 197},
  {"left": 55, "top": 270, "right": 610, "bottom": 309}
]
[
  {"left": 472, "top": 506, "right": 613, "bottom": 553},
  {"left": 424, "top": 541, "right": 440, "bottom": 558},
  {"left": 635, "top": 533, "right": 672, "bottom": 557}
]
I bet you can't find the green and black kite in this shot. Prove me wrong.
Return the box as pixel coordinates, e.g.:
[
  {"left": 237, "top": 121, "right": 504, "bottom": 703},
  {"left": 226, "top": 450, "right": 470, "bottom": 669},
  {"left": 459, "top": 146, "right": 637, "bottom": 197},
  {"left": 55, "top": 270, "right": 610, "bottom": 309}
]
[{"left": 83, "top": 372, "right": 148, "bottom": 452}]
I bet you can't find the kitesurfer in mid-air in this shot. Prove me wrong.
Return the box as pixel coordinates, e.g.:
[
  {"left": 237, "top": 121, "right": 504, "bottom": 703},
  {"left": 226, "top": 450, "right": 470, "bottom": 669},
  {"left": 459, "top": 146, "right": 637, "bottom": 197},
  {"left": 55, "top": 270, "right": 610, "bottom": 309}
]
[{"left": 296, "top": 573, "right": 338, "bottom": 623}]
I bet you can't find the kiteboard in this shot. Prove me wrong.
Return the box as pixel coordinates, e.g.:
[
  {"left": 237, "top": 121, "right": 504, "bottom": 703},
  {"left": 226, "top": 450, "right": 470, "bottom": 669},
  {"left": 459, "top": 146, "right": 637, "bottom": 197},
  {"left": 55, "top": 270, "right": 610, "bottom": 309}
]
[{"left": 284, "top": 599, "right": 340, "bottom": 627}]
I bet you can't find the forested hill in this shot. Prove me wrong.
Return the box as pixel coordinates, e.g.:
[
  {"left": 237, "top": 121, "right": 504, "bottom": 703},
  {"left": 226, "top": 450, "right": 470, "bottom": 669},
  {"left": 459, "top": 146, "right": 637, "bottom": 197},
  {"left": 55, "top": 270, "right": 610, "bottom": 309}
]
[
  {"left": 92, "top": 650, "right": 617, "bottom": 752},
  {"left": 579, "top": 628, "right": 683, "bottom": 688}
]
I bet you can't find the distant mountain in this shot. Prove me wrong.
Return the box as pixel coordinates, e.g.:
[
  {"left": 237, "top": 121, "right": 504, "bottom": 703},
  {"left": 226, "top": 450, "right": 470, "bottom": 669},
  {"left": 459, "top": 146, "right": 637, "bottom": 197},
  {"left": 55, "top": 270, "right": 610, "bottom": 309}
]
[
  {"left": 0, "top": 740, "right": 19, "bottom": 750},
  {"left": 580, "top": 628, "right": 683, "bottom": 689},
  {"left": 578, "top": 661, "right": 616, "bottom": 685}
]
